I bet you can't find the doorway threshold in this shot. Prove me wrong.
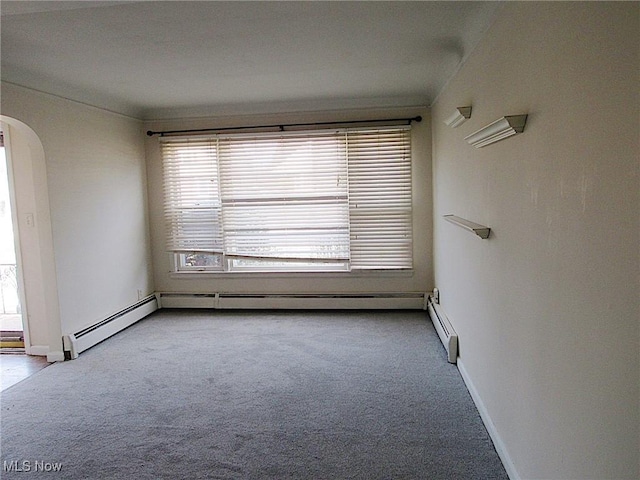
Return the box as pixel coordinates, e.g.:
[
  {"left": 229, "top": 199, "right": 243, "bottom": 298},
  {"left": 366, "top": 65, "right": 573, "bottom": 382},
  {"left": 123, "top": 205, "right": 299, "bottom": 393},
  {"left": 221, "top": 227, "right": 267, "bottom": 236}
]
[
  {"left": 0, "top": 353, "right": 49, "bottom": 391},
  {"left": 0, "top": 331, "right": 25, "bottom": 349}
]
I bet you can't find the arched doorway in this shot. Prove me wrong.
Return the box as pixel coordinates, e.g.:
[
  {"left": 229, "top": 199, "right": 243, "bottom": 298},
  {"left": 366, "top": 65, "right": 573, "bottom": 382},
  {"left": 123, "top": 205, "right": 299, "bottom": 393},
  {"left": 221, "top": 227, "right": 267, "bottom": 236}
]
[
  {"left": 0, "top": 116, "right": 63, "bottom": 362},
  {"left": 0, "top": 127, "right": 26, "bottom": 350}
]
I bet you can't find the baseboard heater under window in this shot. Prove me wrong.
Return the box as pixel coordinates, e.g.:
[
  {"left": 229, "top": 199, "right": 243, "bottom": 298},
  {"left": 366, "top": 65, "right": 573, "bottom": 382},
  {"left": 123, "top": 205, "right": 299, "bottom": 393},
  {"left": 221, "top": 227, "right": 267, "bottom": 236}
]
[
  {"left": 426, "top": 295, "right": 458, "bottom": 364},
  {"left": 157, "top": 292, "right": 426, "bottom": 310},
  {"left": 62, "top": 295, "right": 158, "bottom": 359}
]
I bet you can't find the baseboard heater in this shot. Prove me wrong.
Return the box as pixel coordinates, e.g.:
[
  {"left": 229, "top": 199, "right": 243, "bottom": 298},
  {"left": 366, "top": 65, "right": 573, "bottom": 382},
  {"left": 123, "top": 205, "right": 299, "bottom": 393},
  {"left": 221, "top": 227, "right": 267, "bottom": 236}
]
[
  {"left": 62, "top": 295, "right": 158, "bottom": 359},
  {"left": 157, "top": 292, "right": 425, "bottom": 310},
  {"left": 426, "top": 295, "right": 458, "bottom": 364}
]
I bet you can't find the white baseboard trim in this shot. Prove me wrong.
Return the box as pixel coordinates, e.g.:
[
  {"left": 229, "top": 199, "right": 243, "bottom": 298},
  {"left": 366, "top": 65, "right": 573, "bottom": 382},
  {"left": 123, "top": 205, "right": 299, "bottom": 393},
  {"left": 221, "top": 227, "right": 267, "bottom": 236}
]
[
  {"left": 46, "top": 350, "right": 65, "bottom": 362},
  {"left": 26, "top": 345, "right": 64, "bottom": 362},
  {"left": 63, "top": 295, "right": 158, "bottom": 359},
  {"left": 426, "top": 296, "right": 458, "bottom": 363},
  {"left": 457, "top": 358, "right": 521, "bottom": 480},
  {"left": 25, "top": 345, "right": 49, "bottom": 356},
  {"left": 157, "top": 292, "right": 425, "bottom": 310}
]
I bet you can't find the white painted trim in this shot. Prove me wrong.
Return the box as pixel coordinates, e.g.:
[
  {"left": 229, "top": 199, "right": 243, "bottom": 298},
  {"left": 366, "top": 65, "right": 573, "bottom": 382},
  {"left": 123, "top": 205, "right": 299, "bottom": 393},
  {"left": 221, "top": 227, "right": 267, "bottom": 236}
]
[
  {"left": 63, "top": 296, "right": 158, "bottom": 359},
  {"left": 25, "top": 345, "right": 49, "bottom": 356},
  {"left": 160, "top": 294, "right": 218, "bottom": 309},
  {"left": 157, "top": 292, "right": 425, "bottom": 310},
  {"left": 46, "top": 350, "right": 64, "bottom": 363},
  {"left": 426, "top": 296, "right": 458, "bottom": 363},
  {"left": 1, "top": 124, "right": 30, "bottom": 352},
  {"left": 2, "top": 81, "right": 143, "bottom": 121},
  {"left": 464, "top": 115, "right": 527, "bottom": 148},
  {"left": 457, "top": 358, "right": 520, "bottom": 480},
  {"left": 168, "top": 269, "right": 414, "bottom": 280}
]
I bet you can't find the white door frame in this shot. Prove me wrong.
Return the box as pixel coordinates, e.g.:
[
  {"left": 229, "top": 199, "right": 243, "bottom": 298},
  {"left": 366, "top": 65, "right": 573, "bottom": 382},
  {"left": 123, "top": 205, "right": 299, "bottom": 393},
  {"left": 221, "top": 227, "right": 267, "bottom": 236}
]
[
  {"left": 0, "top": 117, "right": 63, "bottom": 361},
  {"left": 1, "top": 124, "right": 31, "bottom": 350}
]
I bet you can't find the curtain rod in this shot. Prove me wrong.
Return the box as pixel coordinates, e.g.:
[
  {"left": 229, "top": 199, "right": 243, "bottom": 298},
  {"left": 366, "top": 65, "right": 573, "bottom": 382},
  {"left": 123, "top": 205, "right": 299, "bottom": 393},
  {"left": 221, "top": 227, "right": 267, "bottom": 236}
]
[{"left": 146, "top": 116, "right": 422, "bottom": 137}]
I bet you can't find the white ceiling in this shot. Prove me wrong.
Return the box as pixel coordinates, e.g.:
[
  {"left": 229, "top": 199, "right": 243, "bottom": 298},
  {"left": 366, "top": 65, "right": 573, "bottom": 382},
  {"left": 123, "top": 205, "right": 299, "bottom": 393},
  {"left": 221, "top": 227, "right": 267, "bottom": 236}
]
[{"left": 1, "top": 1, "right": 500, "bottom": 119}]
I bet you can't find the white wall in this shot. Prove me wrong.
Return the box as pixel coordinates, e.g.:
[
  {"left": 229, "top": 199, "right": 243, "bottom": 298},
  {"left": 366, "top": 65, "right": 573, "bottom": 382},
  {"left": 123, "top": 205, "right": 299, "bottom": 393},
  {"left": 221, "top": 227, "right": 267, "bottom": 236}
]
[
  {"left": 1, "top": 83, "right": 154, "bottom": 339},
  {"left": 431, "top": 3, "right": 639, "bottom": 479},
  {"left": 145, "top": 107, "right": 433, "bottom": 297}
]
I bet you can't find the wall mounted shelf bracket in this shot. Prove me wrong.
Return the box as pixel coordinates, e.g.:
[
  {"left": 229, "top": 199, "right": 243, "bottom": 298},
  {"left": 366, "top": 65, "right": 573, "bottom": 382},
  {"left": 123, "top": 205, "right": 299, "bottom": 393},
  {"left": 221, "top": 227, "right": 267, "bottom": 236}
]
[
  {"left": 444, "top": 215, "right": 491, "bottom": 239},
  {"left": 444, "top": 106, "right": 472, "bottom": 128},
  {"left": 464, "top": 114, "right": 528, "bottom": 147}
]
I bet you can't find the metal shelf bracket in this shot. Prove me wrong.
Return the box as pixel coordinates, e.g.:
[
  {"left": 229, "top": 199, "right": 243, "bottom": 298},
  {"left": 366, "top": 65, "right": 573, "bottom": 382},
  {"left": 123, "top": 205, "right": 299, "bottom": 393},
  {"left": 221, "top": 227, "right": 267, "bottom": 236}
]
[{"left": 443, "top": 215, "right": 491, "bottom": 239}]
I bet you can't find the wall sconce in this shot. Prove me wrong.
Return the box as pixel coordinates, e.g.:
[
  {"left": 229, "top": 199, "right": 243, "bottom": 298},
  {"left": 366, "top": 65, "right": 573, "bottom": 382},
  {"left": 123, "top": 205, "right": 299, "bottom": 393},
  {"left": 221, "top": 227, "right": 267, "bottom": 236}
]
[
  {"left": 464, "top": 114, "right": 528, "bottom": 148},
  {"left": 444, "top": 106, "right": 472, "bottom": 128}
]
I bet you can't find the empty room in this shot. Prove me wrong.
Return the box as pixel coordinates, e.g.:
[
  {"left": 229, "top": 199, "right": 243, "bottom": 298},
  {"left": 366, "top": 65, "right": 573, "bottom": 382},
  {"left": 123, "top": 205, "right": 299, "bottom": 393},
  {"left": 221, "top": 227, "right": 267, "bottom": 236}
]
[{"left": 0, "top": 2, "right": 638, "bottom": 479}]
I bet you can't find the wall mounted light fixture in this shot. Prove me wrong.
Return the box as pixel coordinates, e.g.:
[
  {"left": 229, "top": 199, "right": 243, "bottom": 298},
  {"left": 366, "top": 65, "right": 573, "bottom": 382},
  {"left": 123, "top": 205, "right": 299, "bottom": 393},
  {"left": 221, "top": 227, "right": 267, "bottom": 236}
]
[
  {"left": 464, "top": 114, "right": 528, "bottom": 148},
  {"left": 444, "top": 106, "right": 472, "bottom": 128}
]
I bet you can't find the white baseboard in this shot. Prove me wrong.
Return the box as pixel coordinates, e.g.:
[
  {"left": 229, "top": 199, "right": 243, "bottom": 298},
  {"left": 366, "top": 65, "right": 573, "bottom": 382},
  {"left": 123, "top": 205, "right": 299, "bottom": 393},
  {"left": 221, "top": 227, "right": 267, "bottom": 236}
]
[
  {"left": 157, "top": 292, "right": 425, "bottom": 310},
  {"left": 25, "top": 345, "right": 49, "bottom": 356},
  {"left": 25, "top": 345, "right": 64, "bottom": 362},
  {"left": 457, "top": 358, "right": 521, "bottom": 480},
  {"left": 426, "top": 296, "right": 458, "bottom": 363},
  {"left": 46, "top": 350, "right": 65, "bottom": 362},
  {"left": 63, "top": 295, "right": 158, "bottom": 359}
]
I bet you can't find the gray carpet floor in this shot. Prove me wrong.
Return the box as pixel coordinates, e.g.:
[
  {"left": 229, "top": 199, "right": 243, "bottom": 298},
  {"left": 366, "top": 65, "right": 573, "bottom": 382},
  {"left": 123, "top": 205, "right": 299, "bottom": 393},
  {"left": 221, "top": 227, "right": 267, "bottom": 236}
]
[{"left": 1, "top": 310, "right": 508, "bottom": 479}]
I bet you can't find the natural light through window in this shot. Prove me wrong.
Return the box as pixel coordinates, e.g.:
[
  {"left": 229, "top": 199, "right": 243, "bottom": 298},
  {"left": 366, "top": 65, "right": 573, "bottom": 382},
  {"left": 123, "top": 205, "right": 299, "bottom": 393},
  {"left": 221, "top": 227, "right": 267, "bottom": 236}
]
[
  {"left": 0, "top": 135, "right": 21, "bottom": 315},
  {"left": 160, "top": 126, "right": 412, "bottom": 273}
]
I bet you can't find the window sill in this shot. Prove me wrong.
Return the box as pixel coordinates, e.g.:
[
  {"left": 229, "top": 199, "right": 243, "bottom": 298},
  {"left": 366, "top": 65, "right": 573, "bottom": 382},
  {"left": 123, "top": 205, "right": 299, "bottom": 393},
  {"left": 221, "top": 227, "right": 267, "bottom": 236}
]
[{"left": 168, "top": 269, "right": 414, "bottom": 280}]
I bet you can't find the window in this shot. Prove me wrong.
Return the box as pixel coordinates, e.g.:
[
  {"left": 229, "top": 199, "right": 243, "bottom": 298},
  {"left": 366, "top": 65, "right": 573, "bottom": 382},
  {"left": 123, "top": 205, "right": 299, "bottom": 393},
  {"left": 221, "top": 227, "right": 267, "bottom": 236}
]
[{"left": 161, "top": 126, "right": 412, "bottom": 273}]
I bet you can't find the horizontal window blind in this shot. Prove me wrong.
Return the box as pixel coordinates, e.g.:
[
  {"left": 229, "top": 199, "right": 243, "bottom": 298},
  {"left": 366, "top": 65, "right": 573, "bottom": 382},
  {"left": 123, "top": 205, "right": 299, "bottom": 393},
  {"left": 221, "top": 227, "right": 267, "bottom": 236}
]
[
  {"left": 160, "top": 137, "right": 223, "bottom": 253},
  {"left": 159, "top": 125, "right": 413, "bottom": 271},
  {"left": 347, "top": 127, "right": 412, "bottom": 269},
  {"left": 218, "top": 131, "right": 350, "bottom": 261}
]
